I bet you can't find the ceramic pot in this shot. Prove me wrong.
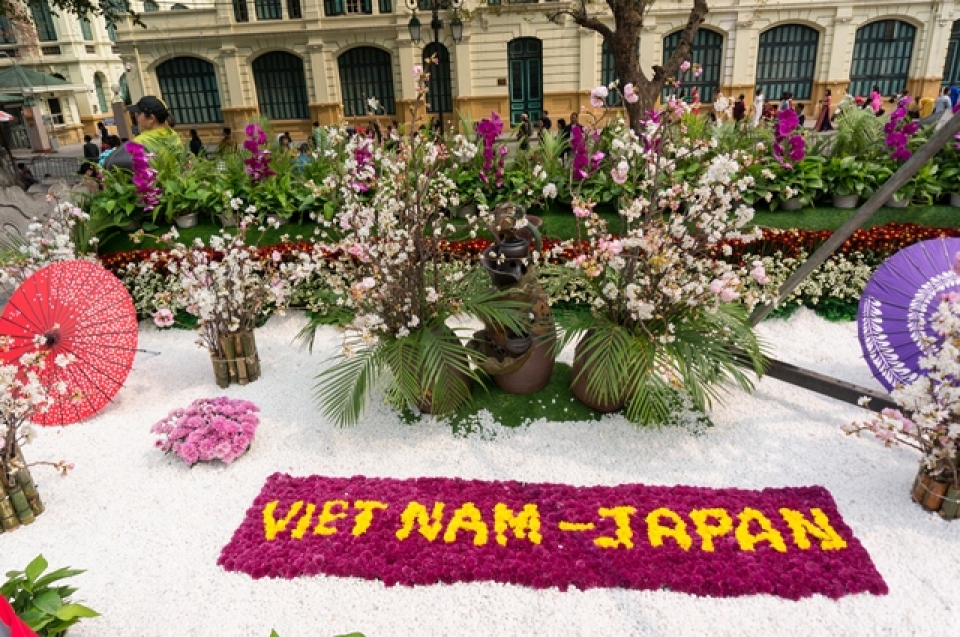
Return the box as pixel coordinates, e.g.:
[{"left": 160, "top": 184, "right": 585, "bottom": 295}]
[
  {"left": 832, "top": 194, "right": 859, "bottom": 209},
  {"left": 779, "top": 197, "right": 803, "bottom": 211},
  {"left": 217, "top": 214, "right": 238, "bottom": 228},
  {"left": 886, "top": 193, "right": 910, "bottom": 208},
  {"left": 570, "top": 333, "right": 625, "bottom": 413},
  {"left": 174, "top": 212, "right": 199, "bottom": 228},
  {"left": 266, "top": 213, "right": 289, "bottom": 226},
  {"left": 950, "top": 192, "right": 960, "bottom": 208},
  {"left": 492, "top": 337, "right": 555, "bottom": 394}
]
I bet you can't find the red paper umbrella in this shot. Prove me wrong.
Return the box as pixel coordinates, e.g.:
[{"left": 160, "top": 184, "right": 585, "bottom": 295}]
[{"left": 0, "top": 260, "right": 139, "bottom": 425}]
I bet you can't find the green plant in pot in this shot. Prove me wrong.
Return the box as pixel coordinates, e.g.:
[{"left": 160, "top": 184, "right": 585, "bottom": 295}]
[
  {"left": 936, "top": 143, "right": 960, "bottom": 206},
  {"left": 151, "top": 150, "right": 219, "bottom": 227},
  {"left": 554, "top": 92, "right": 768, "bottom": 424},
  {"left": 822, "top": 156, "right": 873, "bottom": 208},
  {"left": 309, "top": 63, "right": 525, "bottom": 424}
]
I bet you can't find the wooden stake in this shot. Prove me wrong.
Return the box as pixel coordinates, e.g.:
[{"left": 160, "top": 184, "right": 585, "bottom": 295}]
[
  {"left": 16, "top": 468, "right": 43, "bottom": 516},
  {"left": 939, "top": 485, "right": 960, "bottom": 520},
  {"left": 921, "top": 477, "right": 948, "bottom": 511},
  {"left": 220, "top": 334, "right": 239, "bottom": 382},
  {"left": 241, "top": 331, "right": 260, "bottom": 382},
  {"left": 233, "top": 333, "right": 249, "bottom": 385}
]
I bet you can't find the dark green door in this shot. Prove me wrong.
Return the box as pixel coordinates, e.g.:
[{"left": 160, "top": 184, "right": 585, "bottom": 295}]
[{"left": 508, "top": 38, "right": 542, "bottom": 126}]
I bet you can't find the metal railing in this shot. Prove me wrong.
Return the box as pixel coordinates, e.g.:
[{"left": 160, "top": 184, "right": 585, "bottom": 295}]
[{"left": 27, "top": 156, "right": 81, "bottom": 183}]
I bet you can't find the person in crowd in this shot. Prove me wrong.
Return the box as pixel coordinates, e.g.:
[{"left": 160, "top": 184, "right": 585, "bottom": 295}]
[
  {"left": 815, "top": 89, "right": 832, "bottom": 131},
  {"left": 870, "top": 86, "right": 883, "bottom": 115},
  {"left": 188, "top": 129, "right": 204, "bottom": 156},
  {"left": 78, "top": 161, "right": 102, "bottom": 192},
  {"left": 97, "top": 120, "right": 108, "bottom": 142},
  {"left": 751, "top": 89, "right": 764, "bottom": 127},
  {"left": 82, "top": 134, "right": 100, "bottom": 161},
  {"left": 921, "top": 86, "right": 953, "bottom": 129},
  {"left": 795, "top": 103, "right": 806, "bottom": 129},
  {"left": 98, "top": 135, "right": 122, "bottom": 166},
  {"left": 294, "top": 143, "right": 311, "bottom": 171},
  {"left": 368, "top": 120, "right": 383, "bottom": 144},
  {"left": 17, "top": 163, "right": 38, "bottom": 189},
  {"left": 950, "top": 85, "right": 960, "bottom": 109},
  {"left": 217, "top": 127, "right": 237, "bottom": 154},
  {"left": 127, "top": 95, "right": 183, "bottom": 155},
  {"left": 732, "top": 94, "right": 746, "bottom": 123},
  {"left": 310, "top": 121, "right": 324, "bottom": 152},
  {"left": 778, "top": 92, "right": 792, "bottom": 114},
  {"left": 540, "top": 110, "right": 552, "bottom": 132},
  {"left": 517, "top": 112, "right": 532, "bottom": 151}
]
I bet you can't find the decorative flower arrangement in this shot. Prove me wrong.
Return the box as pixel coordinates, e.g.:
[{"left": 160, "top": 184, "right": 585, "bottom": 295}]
[
  {"left": 152, "top": 396, "right": 259, "bottom": 466},
  {"left": 134, "top": 220, "right": 293, "bottom": 359},
  {"left": 308, "top": 60, "right": 525, "bottom": 424},
  {"left": 846, "top": 290, "right": 960, "bottom": 490},
  {"left": 554, "top": 89, "right": 768, "bottom": 424},
  {"left": 218, "top": 473, "right": 887, "bottom": 600},
  {"left": 0, "top": 200, "right": 95, "bottom": 289},
  {"left": 773, "top": 107, "right": 806, "bottom": 168},
  {"left": 883, "top": 98, "right": 920, "bottom": 162}
]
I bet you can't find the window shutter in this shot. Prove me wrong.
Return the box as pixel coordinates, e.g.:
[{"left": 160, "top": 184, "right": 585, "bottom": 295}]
[
  {"left": 378, "top": 0, "right": 391, "bottom": 13},
  {"left": 362, "top": 0, "right": 372, "bottom": 14}
]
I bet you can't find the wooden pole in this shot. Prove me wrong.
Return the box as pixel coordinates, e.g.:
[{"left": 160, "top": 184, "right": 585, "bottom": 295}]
[{"left": 750, "top": 111, "right": 960, "bottom": 327}]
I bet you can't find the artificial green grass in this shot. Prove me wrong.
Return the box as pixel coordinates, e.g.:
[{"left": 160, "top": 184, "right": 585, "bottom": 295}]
[{"left": 753, "top": 204, "right": 960, "bottom": 231}]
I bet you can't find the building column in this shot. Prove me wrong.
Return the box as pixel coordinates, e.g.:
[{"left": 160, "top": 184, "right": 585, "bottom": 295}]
[
  {"left": 726, "top": 15, "right": 758, "bottom": 107},
  {"left": 812, "top": 10, "right": 854, "bottom": 106},
  {"left": 219, "top": 45, "right": 258, "bottom": 132},
  {"left": 307, "top": 41, "right": 341, "bottom": 125},
  {"left": 395, "top": 36, "right": 419, "bottom": 127}
]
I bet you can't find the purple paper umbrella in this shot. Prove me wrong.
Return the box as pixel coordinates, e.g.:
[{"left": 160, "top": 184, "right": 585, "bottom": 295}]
[{"left": 858, "top": 237, "right": 960, "bottom": 392}]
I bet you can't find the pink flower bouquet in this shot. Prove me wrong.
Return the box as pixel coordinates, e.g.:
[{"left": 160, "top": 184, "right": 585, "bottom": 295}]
[{"left": 152, "top": 397, "right": 259, "bottom": 466}]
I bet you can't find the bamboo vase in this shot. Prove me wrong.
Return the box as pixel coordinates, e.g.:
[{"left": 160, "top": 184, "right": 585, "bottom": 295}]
[
  {"left": 210, "top": 330, "right": 260, "bottom": 388},
  {"left": 911, "top": 468, "right": 960, "bottom": 520},
  {"left": 0, "top": 446, "right": 45, "bottom": 533}
]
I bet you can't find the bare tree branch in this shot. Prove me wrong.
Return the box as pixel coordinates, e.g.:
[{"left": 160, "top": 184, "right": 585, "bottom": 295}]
[{"left": 654, "top": 0, "right": 709, "bottom": 83}]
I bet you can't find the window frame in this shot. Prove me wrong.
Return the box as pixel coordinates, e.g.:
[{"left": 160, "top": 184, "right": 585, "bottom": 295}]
[
  {"left": 252, "top": 51, "right": 311, "bottom": 120},
  {"left": 337, "top": 47, "right": 397, "bottom": 117},
  {"left": 156, "top": 56, "right": 225, "bottom": 124}
]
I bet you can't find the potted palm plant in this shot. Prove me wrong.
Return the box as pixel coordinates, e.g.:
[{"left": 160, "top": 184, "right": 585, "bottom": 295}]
[
  {"left": 554, "top": 90, "right": 768, "bottom": 424},
  {"left": 309, "top": 59, "right": 524, "bottom": 424}
]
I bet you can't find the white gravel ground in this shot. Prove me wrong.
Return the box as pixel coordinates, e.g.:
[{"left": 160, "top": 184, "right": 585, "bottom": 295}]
[{"left": 2, "top": 308, "right": 957, "bottom": 637}]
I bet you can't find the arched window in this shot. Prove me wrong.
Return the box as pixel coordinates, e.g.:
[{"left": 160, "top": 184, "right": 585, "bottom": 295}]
[
  {"left": 338, "top": 47, "right": 396, "bottom": 117},
  {"left": 507, "top": 38, "right": 542, "bottom": 125},
  {"left": 253, "top": 51, "right": 309, "bottom": 120},
  {"left": 118, "top": 73, "right": 131, "bottom": 104},
  {"left": 143, "top": 0, "right": 159, "bottom": 10},
  {"left": 30, "top": 0, "right": 57, "bottom": 42},
  {"left": 663, "top": 28, "right": 723, "bottom": 103},
  {"left": 423, "top": 42, "right": 452, "bottom": 116},
  {"left": 755, "top": 24, "right": 819, "bottom": 101},
  {"left": 601, "top": 40, "right": 621, "bottom": 106},
  {"left": 156, "top": 56, "right": 224, "bottom": 124},
  {"left": 80, "top": 17, "right": 93, "bottom": 40},
  {"left": 94, "top": 73, "right": 108, "bottom": 113},
  {"left": 944, "top": 20, "right": 960, "bottom": 88},
  {"left": 849, "top": 20, "right": 916, "bottom": 98}
]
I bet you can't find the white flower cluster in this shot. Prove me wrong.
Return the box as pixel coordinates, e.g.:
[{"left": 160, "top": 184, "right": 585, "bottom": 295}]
[{"left": 0, "top": 200, "right": 95, "bottom": 288}]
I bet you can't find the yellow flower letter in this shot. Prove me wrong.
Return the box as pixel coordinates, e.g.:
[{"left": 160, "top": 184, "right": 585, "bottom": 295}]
[
  {"left": 689, "top": 508, "right": 733, "bottom": 552},
  {"left": 443, "top": 502, "right": 489, "bottom": 546},
  {"left": 646, "top": 507, "right": 692, "bottom": 551},
  {"left": 735, "top": 508, "right": 787, "bottom": 552},
  {"left": 594, "top": 506, "right": 637, "bottom": 549},
  {"left": 352, "top": 500, "right": 389, "bottom": 537},
  {"left": 313, "top": 499, "right": 349, "bottom": 536},
  {"left": 291, "top": 503, "right": 317, "bottom": 540},
  {"left": 396, "top": 501, "right": 446, "bottom": 542},
  {"left": 494, "top": 503, "right": 542, "bottom": 547},
  {"left": 263, "top": 500, "right": 304, "bottom": 541},
  {"left": 779, "top": 508, "right": 848, "bottom": 551}
]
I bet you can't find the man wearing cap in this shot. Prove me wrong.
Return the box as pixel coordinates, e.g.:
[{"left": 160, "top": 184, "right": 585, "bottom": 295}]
[{"left": 127, "top": 95, "right": 183, "bottom": 156}]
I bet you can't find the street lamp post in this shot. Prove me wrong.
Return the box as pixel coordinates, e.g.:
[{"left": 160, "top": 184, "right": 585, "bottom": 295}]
[{"left": 406, "top": 0, "right": 463, "bottom": 135}]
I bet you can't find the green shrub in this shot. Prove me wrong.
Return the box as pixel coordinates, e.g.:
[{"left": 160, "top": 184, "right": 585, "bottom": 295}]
[{"left": 1, "top": 554, "right": 99, "bottom": 637}]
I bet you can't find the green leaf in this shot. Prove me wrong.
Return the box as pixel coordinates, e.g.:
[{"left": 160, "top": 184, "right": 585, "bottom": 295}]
[
  {"left": 54, "top": 603, "right": 100, "bottom": 620},
  {"left": 32, "top": 589, "right": 63, "bottom": 615},
  {"left": 269, "top": 631, "right": 280, "bottom": 637},
  {"left": 34, "top": 567, "right": 85, "bottom": 589},
  {"left": 24, "top": 555, "right": 48, "bottom": 585}
]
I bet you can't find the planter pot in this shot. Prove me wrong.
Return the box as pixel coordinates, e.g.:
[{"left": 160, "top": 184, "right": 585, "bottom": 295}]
[
  {"left": 911, "top": 468, "right": 960, "bottom": 520},
  {"left": 950, "top": 192, "right": 960, "bottom": 208},
  {"left": 174, "top": 212, "right": 199, "bottom": 228},
  {"left": 886, "top": 193, "right": 910, "bottom": 208},
  {"left": 210, "top": 330, "right": 260, "bottom": 388},
  {"left": 779, "top": 197, "right": 803, "bottom": 211},
  {"left": 120, "top": 220, "right": 140, "bottom": 231},
  {"left": 415, "top": 327, "right": 473, "bottom": 415},
  {"left": 265, "top": 213, "right": 289, "bottom": 226},
  {"left": 452, "top": 202, "right": 479, "bottom": 219},
  {"left": 570, "top": 333, "right": 625, "bottom": 413},
  {"left": 492, "top": 337, "right": 555, "bottom": 394},
  {"left": 832, "top": 194, "right": 859, "bottom": 209},
  {"left": 217, "top": 214, "right": 238, "bottom": 228}
]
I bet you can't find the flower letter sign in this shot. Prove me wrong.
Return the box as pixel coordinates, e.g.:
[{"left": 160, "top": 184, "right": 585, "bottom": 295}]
[{"left": 219, "top": 474, "right": 886, "bottom": 599}]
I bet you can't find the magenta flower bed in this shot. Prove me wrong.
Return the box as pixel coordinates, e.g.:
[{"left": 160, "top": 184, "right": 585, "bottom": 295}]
[{"left": 218, "top": 474, "right": 887, "bottom": 599}]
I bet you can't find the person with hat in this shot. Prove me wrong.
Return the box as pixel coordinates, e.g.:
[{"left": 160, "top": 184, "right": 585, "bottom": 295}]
[{"left": 127, "top": 95, "right": 183, "bottom": 156}]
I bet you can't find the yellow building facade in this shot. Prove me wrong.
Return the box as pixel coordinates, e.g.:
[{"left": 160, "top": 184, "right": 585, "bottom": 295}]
[
  {"left": 114, "top": 0, "right": 960, "bottom": 141},
  {"left": 0, "top": 2, "right": 128, "bottom": 147}
]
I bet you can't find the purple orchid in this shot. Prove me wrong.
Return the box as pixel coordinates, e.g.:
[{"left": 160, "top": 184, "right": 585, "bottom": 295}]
[
  {"left": 126, "top": 141, "right": 161, "bottom": 212},
  {"left": 884, "top": 100, "right": 917, "bottom": 162},
  {"left": 476, "top": 112, "right": 505, "bottom": 187},
  {"left": 243, "top": 123, "right": 276, "bottom": 183},
  {"left": 772, "top": 108, "right": 805, "bottom": 168}
]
